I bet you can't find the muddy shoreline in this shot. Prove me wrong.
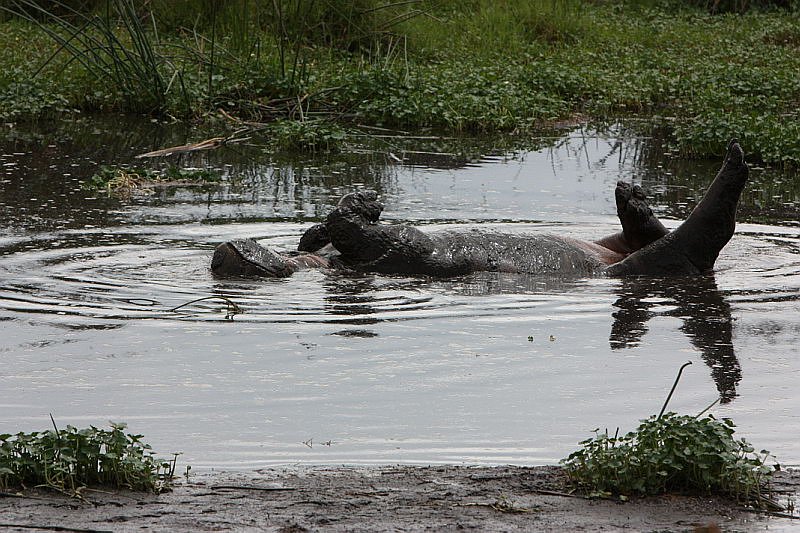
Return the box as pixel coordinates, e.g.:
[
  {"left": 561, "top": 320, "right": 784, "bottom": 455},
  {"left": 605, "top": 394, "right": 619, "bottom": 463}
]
[{"left": 2, "top": 466, "right": 799, "bottom": 532}]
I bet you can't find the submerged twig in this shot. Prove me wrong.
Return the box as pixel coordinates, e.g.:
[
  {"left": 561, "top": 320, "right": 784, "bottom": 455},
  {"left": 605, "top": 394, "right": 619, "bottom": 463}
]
[
  {"left": 658, "top": 361, "right": 692, "bottom": 419},
  {"left": 528, "top": 488, "right": 588, "bottom": 500},
  {"left": 458, "top": 500, "right": 536, "bottom": 513},
  {"left": 0, "top": 492, "right": 44, "bottom": 500},
  {"left": 169, "top": 296, "right": 241, "bottom": 318},
  {"left": 696, "top": 398, "right": 720, "bottom": 418}
]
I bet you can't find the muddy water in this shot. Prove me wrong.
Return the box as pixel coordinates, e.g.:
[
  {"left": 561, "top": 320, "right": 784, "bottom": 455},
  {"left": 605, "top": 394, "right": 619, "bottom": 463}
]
[{"left": 1, "top": 118, "right": 798, "bottom": 469}]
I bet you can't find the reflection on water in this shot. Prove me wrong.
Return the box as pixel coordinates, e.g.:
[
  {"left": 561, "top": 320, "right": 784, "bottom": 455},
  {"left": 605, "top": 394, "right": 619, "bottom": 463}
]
[
  {"left": 611, "top": 276, "right": 741, "bottom": 403},
  {"left": 1, "top": 119, "right": 799, "bottom": 468}
]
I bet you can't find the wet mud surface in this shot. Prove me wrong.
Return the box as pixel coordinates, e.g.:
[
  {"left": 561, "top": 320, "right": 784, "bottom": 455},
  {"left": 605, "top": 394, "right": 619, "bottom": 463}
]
[{"left": 2, "top": 466, "right": 799, "bottom": 532}]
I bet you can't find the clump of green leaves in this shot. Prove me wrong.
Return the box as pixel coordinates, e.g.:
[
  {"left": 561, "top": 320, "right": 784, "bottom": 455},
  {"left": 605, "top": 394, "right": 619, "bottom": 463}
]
[
  {"left": 0, "top": 79, "right": 69, "bottom": 121},
  {"left": 0, "top": 422, "right": 178, "bottom": 493},
  {"left": 562, "top": 413, "right": 774, "bottom": 505},
  {"left": 85, "top": 165, "right": 221, "bottom": 195}
]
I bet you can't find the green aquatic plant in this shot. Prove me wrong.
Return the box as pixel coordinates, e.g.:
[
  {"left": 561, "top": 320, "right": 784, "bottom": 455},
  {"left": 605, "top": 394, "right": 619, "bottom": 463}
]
[
  {"left": 677, "top": 0, "right": 797, "bottom": 13},
  {"left": 85, "top": 165, "right": 221, "bottom": 195},
  {"left": 561, "top": 413, "right": 775, "bottom": 506},
  {"left": 0, "top": 422, "right": 177, "bottom": 493},
  {"left": 0, "top": 78, "right": 69, "bottom": 121},
  {"left": 268, "top": 119, "right": 348, "bottom": 153}
]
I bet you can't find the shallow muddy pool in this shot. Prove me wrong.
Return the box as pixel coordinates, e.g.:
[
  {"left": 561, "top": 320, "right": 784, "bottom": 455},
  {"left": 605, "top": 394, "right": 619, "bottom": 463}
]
[{"left": 1, "top": 119, "right": 798, "bottom": 469}]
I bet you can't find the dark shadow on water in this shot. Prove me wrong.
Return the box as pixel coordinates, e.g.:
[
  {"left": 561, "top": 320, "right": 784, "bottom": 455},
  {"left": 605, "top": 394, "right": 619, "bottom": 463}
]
[
  {"left": 611, "top": 275, "right": 741, "bottom": 404},
  {"left": 321, "top": 275, "right": 383, "bottom": 331},
  {"left": 330, "top": 329, "right": 379, "bottom": 338}
]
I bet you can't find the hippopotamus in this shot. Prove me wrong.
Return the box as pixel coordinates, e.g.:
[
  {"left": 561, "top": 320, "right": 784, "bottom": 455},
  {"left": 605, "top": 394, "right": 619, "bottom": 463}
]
[{"left": 211, "top": 140, "right": 749, "bottom": 278}]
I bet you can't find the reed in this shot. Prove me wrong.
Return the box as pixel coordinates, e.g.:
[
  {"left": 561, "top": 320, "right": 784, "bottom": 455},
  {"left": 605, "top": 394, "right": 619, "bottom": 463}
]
[{"left": 4, "top": 0, "right": 174, "bottom": 113}]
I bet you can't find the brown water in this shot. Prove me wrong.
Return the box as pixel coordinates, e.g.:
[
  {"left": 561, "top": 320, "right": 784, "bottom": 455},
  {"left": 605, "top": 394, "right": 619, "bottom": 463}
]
[{"left": 1, "top": 117, "right": 798, "bottom": 469}]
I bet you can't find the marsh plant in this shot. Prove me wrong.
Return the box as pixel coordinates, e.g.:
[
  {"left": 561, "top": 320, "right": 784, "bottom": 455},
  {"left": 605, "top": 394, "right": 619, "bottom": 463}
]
[
  {"left": 0, "top": 422, "right": 177, "bottom": 493},
  {"left": 5, "top": 0, "right": 174, "bottom": 113},
  {"left": 2, "top": 1, "right": 800, "bottom": 163},
  {"left": 562, "top": 413, "right": 775, "bottom": 506}
]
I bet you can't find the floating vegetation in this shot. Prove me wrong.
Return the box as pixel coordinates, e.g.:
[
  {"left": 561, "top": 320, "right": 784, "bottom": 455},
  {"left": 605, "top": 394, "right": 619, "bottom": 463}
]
[
  {"left": 267, "top": 119, "right": 349, "bottom": 153},
  {"left": 85, "top": 165, "right": 222, "bottom": 196},
  {"left": 561, "top": 413, "right": 777, "bottom": 508},
  {"left": 0, "top": 421, "right": 178, "bottom": 494}
]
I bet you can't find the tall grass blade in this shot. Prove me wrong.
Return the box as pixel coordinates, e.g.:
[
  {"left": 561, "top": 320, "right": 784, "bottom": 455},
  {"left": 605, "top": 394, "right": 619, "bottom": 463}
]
[{"left": 6, "top": 0, "right": 175, "bottom": 113}]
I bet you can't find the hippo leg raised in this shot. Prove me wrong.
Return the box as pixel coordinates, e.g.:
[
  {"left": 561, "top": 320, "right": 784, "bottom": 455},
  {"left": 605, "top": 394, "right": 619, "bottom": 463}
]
[
  {"left": 325, "top": 190, "right": 474, "bottom": 276},
  {"left": 298, "top": 223, "right": 330, "bottom": 253},
  {"left": 596, "top": 182, "right": 670, "bottom": 254},
  {"left": 298, "top": 191, "right": 384, "bottom": 253},
  {"left": 606, "top": 140, "right": 748, "bottom": 276}
]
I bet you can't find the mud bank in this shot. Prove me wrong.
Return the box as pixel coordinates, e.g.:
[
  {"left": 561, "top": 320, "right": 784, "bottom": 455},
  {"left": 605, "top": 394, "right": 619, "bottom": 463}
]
[{"left": 1, "top": 466, "right": 799, "bottom": 532}]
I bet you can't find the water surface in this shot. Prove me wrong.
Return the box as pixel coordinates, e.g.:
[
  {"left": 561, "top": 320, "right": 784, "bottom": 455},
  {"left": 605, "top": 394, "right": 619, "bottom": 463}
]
[{"left": 1, "top": 119, "right": 799, "bottom": 468}]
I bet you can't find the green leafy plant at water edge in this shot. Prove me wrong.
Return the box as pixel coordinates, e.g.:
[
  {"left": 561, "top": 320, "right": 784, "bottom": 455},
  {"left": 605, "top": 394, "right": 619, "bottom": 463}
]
[
  {"left": 561, "top": 413, "right": 774, "bottom": 505},
  {"left": 3, "top": 2, "right": 800, "bottom": 163},
  {"left": 0, "top": 422, "right": 178, "bottom": 493},
  {"left": 0, "top": 78, "right": 69, "bottom": 121}
]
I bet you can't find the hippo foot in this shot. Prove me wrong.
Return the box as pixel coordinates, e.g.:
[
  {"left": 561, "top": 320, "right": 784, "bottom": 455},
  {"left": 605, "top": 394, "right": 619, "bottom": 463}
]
[
  {"left": 298, "top": 223, "right": 330, "bottom": 252},
  {"left": 720, "top": 139, "right": 746, "bottom": 179},
  {"left": 212, "top": 239, "right": 294, "bottom": 277},
  {"left": 615, "top": 181, "right": 669, "bottom": 250},
  {"left": 334, "top": 190, "right": 384, "bottom": 223}
]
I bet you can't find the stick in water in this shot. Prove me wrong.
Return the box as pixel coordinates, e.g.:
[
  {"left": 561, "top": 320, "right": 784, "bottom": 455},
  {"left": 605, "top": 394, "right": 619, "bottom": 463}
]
[{"left": 658, "top": 361, "right": 693, "bottom": 419}]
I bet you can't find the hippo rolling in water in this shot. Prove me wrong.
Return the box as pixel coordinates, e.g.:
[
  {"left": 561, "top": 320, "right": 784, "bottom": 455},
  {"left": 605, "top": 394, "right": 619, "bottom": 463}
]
[{"left": 211, "top": 140, "right": 749, "bottom": 278}]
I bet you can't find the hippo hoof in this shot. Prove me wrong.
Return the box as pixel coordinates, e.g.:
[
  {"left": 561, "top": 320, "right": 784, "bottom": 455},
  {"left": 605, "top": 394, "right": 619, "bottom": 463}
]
[
  {"left": 298, "top": 223, "right": 330, "bottom": 252},
  {"left": 336, "top": 190, "right": 383, "bottom": 223},
  {"left": 727, "top": 139, "right": 743, "bottom": 165},
  {"left": 615, "top": 181, "right": 668, "bottom": 250},
  {"left": 616, "top": 182, "right": 651, "bottom": 224}
]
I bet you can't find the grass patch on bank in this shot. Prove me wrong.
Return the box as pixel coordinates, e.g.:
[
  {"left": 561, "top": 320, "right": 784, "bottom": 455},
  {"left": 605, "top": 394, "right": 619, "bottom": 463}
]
[
  {"left": 562, "top": 413, "right": 776, "bottom": 507},
  {"left": 0, "top": 1, "right": 799, "bottom": 163},
  {"left": 0, "top": 422, "right": 177, "bottom": 493}
]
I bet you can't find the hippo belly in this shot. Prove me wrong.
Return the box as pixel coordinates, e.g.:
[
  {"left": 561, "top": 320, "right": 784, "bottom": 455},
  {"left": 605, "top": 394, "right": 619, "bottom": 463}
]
[{"left": 343, "top": 229, "right": 611, "bottom": 277}]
